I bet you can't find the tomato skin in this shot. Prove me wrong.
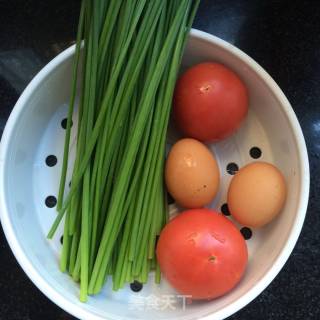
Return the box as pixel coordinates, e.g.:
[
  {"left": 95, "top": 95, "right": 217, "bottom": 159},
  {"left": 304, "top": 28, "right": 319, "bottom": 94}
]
[
  {"left": 156, "top": 209, "right": 248, "bottom": 300},
  {"left": 173, "top": 62, "right": 249, "bottom": 142}
]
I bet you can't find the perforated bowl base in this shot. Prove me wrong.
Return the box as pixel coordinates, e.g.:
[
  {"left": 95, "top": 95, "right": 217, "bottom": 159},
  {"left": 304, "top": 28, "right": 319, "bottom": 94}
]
[{"left": 34, "top": 101, "right": 272, "bottom": 300}]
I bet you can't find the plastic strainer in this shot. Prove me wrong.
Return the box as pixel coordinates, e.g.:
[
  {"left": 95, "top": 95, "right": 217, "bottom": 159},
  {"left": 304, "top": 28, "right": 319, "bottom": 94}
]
[{"left": 0, "top": 29, "right": 309, "bottom": 320}]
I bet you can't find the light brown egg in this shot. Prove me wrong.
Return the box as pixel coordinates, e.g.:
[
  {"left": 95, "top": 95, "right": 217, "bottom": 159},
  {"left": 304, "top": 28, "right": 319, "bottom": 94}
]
[
  {"left": 227, "top": 162, "right": 287, "bottom": 228},
  {"left": 165, "top": 138, "right": 220, "bottom": 208}
]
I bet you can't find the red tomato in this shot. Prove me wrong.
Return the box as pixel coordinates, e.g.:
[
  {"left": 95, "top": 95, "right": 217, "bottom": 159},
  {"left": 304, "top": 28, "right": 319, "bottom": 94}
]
[
  {"left": 173, "top": 62, "right": 249, "bottom": 142},
  {"left": 156, "top": 209, "right": 248, "bottom": 300}
]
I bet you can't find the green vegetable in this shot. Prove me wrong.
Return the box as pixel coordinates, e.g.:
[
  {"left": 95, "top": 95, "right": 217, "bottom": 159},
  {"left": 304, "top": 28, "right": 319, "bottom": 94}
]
[{"left": 49, "top": 0, "right": 200, "bottom": 301}]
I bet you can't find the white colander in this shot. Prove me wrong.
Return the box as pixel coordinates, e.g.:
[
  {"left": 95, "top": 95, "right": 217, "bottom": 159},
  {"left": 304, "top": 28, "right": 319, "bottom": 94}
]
[{"left": 0, "top": 29, "right": 309, "bottom": 320}]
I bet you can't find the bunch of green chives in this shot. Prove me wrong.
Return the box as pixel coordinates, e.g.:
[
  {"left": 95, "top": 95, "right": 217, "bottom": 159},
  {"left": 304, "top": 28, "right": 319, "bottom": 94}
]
[{"left": 48, "top": 0, "right": 200, "bottom": 302}]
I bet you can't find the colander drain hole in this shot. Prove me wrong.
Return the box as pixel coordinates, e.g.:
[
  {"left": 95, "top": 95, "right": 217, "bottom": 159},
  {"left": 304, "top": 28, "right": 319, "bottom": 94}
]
[
  {"left": 45, "top": 155, "right": 57, "bottom": 167},
  {"left": 45, "top": 196, "right": 57, "bottom": 208},
  {"left": 240, "top": 227, "right": 252, "bottom": 240},
  {"left": 130, "top": 281, "right": 143, "bottom": 292},
  {"left": 61, "top": 118, "right": 73, "bottom": 130},
  {"left": 249, "top": 147, "right": 262, "bottom": 159},
  {"left": 221, "top": 203, "right": 231, "bottom": 216},
  {"left": 226, "top": 163, "right": 239, "bottom": 175}
]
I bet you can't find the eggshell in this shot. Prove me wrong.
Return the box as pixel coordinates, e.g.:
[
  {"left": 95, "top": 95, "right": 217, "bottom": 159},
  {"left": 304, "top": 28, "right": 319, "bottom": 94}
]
[
  {"left": 165, "top": 138, "right": 220, "bottom": 208},
  {"left": 227, "top": 162, "right": 287, "bottom": 228}
]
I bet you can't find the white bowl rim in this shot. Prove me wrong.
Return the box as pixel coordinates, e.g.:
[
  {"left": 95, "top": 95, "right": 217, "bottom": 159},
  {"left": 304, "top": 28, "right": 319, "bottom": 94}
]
[{"left": 0, "top": 29, "right": 310, "bottom": 320}]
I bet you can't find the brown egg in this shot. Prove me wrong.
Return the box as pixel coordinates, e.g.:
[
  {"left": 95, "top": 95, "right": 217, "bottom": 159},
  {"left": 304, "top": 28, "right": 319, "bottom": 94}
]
[
  {"left": 227, "top": 162, "right": 287, "bottom": 228},
  {"left": 165, "top": 138, "right": 220, "bottom": 208}
]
